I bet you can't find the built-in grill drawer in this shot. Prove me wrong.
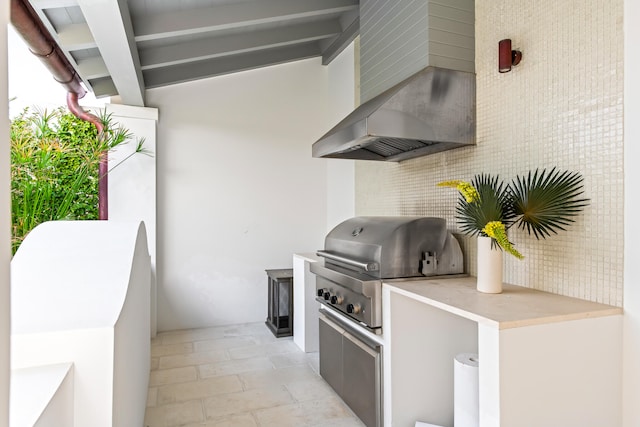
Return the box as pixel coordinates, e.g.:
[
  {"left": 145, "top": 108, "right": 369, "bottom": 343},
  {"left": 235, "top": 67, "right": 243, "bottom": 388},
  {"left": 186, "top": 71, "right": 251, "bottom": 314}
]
[{"left": 319, "top": 311, "right": 382, "bottom": 427}]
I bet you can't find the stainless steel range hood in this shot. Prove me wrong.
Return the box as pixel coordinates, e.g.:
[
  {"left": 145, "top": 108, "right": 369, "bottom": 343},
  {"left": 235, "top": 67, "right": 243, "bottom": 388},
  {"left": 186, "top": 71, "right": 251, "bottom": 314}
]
[{"left": 313, "top": 66, "right": 475, "bottom": 162}]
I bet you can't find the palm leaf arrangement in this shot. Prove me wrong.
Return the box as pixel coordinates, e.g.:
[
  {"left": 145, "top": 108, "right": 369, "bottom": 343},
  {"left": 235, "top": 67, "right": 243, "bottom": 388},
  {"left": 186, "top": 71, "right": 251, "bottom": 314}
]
[{"left": 438, "top": 168, "right": 589, "bottom": 259}]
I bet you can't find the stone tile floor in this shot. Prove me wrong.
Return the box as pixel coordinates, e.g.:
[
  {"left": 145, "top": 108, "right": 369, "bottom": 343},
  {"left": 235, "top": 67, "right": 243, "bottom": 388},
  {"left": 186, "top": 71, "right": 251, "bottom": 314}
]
[{"left": 145, "top": 322, "right": 366, "bottom": 427}]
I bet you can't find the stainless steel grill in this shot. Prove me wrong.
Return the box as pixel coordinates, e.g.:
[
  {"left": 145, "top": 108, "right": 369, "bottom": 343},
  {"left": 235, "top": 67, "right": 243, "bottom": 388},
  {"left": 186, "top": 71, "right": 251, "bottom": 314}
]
[
  {"left": 311, "top": 216, "right": 464, "bottom": 427},
  {"left": 311, "top": 216, "right": 464, "bottom": 331}
]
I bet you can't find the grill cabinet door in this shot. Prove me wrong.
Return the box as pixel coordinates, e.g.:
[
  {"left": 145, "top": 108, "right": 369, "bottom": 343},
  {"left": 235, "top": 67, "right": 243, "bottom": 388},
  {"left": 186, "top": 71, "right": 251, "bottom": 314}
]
[
  {"left": 319, "top": 312, "right": 382, "bottom": 427},
  {"left": 343, "top": 331, "right": 381, "bottom": 427},
  {"left": 319, "top": 315, "right": 343, "bottom": 395}
]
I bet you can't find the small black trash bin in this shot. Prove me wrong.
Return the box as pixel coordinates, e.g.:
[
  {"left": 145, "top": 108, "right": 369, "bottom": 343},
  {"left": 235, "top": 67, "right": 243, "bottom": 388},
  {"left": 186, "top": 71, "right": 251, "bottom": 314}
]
[{"left": 265, "top": 269, "right": 293, "bottom": 337}]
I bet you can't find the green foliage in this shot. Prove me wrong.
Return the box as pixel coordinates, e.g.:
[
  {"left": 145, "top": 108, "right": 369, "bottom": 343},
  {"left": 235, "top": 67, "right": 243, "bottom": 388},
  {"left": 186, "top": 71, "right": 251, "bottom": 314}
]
[
  {"left": 510, "top": 168, "right": 589, "bottom": 239},
  {"left": 439, "top": 168, "right": 589, "bottom": 258},
  {"left": 455, "top": 174, "right": 514, "bottom": 237},
  {"left": 10, "top": 106, "right": 146, "bottom": 254}
]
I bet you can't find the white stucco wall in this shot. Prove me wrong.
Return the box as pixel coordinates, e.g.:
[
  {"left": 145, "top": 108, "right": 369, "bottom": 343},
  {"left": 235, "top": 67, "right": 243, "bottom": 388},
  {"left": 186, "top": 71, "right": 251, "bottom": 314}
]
[
  {"left": 624, "top": 0, "right": 640, "bottom": 424},
  {"left": 147, "top": 53, "right": 355, "bottom": 331},
  {"left": 0, "top": 2, "right": 10, "bottom": 425},
  {"left": 107, "top": 103, "right": 158, "bottom": 336}
]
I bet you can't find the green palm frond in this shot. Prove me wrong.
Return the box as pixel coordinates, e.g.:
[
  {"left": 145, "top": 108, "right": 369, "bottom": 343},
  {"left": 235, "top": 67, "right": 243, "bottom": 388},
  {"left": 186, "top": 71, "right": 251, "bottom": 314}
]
[
  {"left": 509, "top": 168, "right": 589, "bottom": 239},
  {"left": 456, "top": 174, "right": 514, "bottom": 236}
]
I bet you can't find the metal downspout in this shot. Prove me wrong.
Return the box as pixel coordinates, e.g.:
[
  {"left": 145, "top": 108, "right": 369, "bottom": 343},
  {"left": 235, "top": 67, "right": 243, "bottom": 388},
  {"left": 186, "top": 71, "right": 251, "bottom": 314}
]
[{"left": 10, "top": 0, "right": 108, "bottom": 219}]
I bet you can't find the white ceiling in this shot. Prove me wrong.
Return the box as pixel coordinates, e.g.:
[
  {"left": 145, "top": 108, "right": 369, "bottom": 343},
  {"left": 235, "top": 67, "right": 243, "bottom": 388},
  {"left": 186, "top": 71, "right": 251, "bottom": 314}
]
[{"left": 27, "top": 0, "right": 359, "bottom": 106}]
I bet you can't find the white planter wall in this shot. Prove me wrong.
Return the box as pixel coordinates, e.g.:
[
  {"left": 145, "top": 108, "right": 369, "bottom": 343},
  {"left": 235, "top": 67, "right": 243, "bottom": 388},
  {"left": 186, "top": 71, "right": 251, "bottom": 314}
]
[{"left": 147, "top": 50, "right": 355, "bottom": 331}]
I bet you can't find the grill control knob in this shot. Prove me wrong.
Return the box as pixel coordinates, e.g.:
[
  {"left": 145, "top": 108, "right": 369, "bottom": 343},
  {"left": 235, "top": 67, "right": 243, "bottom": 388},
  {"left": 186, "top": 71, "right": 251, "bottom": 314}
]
[
  {"left": 346, "top": 303, "right": 362, "bottom": 314},
  {"left": 330, "top": 295, "right": 344, "bottom": 305},
  {"left": 323, "top": 292, "right": 331, "bottom": 301},
  {"left": 317, "top": 289, "right": 324, "bottom": 297}
]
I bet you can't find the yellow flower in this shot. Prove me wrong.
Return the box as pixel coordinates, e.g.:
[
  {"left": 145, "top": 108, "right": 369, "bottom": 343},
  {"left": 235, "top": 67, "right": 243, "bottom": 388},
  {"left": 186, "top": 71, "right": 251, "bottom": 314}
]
[
  {"left": 437, "top": 180, "right": 479, "bottom": 203},
  {"left": 482, "top": 221, "right": 524, "bottom": 260}
]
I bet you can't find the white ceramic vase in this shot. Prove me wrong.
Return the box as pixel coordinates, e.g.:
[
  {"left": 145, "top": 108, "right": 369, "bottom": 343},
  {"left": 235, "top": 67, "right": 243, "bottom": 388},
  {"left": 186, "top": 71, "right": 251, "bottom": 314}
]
[{"left": 477, "top": 236, "right": 503, "bottom": 294}]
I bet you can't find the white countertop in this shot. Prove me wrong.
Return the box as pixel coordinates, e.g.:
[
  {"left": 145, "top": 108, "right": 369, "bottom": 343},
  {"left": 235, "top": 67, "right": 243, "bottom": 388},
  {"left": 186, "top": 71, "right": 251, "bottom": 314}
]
[
  {"left": 293, "top": 252, "right": 322, "bottom": 262},
  {"left": 384, "top": 276, "right": 622, "bottom": 329}
]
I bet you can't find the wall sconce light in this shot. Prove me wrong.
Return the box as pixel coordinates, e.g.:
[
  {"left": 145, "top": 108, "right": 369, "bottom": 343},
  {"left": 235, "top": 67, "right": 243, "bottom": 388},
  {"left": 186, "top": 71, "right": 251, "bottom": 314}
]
[{"left": 498, "top": 39, "right": 522, "bottom": 73}]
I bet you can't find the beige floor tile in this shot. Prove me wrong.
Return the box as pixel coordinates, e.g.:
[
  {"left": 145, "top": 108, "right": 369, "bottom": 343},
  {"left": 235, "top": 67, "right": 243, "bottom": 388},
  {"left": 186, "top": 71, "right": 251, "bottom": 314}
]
[
  {"left": 222, "top": 323, "right": 272, "bottom": 337},
  {"left": 150, "top": 366, "right": 198, "bottom": 387},
  {"left": 147, "top": 387, "right": 158, "bottom": 407},
  {"left": 181, "top": 413, "right": 258, "bottom": 427},
  {"left": 306, "top": 352, "right": 320, "bottom": 374},
  {"left": 285, "top": 377, "right": 337, "bottom": 402},
  {"left": 228, "top": 340, "right": 299, "bottom": 360},
  {"left": 144, "top": 399, "right": 204, "bottom": 427},
  {"left": 151, "top": 342, "right": 194, "bottom": 357},
  {"left": 199, "top": 356, "right": 274, "bottom": 378},
  {"left": 203, "top": 386, "right": 294, "bottom": 419},
  {"left": 254, "top": 331, "right": 275, "bottom": 343},
  {"left": 314, "top": 419, "right": 366, "bottom": 426},
  {"left": 159, "top": 349, "right": 229, "bottom": 369},
  {"left": 157, "top": 375, "right": 243, "bottom": 405},
  {"left": 253, "top": 396, "right": 355, "bottom": 427},
  {"left": 269, "top": 351, "right": 314, "bottom": 368},
  {"left": 241, "top": 334, "right": 281, "bottom": 346},
  {"left": 194, "top": 336, "right": 259, "bottom": 353},
  {"left": 160, "top": 327, "right": 226, "bottom": 345},
  {"left": 239, "top": 364, "right": 320, "bottom": 390},
  {"left": 145, "top": 325, "right": 365, "bottom": 427}
]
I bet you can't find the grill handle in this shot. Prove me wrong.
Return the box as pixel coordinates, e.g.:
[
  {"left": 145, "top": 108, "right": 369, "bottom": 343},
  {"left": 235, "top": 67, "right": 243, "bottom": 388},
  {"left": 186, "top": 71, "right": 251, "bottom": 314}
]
[{"left": 316, "top": 250, "right": 379, "bottom": 272}]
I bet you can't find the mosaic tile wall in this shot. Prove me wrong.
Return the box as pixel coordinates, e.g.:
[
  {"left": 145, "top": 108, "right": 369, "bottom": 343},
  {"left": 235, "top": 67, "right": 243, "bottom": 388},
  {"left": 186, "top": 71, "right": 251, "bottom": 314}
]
[{"left": 355, "top": 0, "right": 624, "bottom": 306}]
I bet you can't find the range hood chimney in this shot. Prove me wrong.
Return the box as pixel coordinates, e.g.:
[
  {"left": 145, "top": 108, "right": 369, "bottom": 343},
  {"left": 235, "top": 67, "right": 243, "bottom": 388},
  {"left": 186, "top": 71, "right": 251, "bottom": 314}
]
[{"left": 313, "top": 0, "right": 475, "bottom": 162}]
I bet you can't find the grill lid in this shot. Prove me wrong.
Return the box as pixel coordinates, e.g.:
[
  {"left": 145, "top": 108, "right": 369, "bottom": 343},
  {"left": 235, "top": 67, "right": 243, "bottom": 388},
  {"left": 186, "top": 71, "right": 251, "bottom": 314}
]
[{"left": 321, "top": 216, "right": 450, "bottom": 279}]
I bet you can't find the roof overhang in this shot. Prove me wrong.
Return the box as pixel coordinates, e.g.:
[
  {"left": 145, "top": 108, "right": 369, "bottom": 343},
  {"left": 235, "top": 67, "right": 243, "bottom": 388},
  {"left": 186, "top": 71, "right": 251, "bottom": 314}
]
[{"left": 21, "top": 0, "right": 360, "bottom": 106}]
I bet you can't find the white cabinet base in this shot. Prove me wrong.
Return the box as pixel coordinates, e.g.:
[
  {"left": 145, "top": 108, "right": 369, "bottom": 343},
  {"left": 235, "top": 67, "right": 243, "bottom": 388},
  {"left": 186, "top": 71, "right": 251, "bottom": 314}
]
[
  {"left": 293, "top": 253, "right": 321, "bottom": 352},
  {"left": 480, "top": 317, "right": 622, "bottom": 427},
  {"left": 383, "top": 278, "right": 623, "bottom": 427}
]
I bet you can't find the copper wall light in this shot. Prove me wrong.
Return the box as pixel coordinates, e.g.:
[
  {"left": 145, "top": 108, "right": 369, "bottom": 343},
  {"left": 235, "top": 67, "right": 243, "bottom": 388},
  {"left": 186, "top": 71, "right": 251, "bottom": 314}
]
[{"left": 498, "top": 39, "right": 522, "bottom": 73}]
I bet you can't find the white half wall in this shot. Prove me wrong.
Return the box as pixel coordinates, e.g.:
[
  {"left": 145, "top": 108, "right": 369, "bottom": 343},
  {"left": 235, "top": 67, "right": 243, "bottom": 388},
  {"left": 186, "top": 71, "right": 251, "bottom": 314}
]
[
  {"left": 0, "top": 2, "right": 10, "bottom": 425},
  {"left": 10, "top": 363, "right": 74, "bottom": 427},
  {"left": 147, "top": 55, "right": 358, "bottom": 330},
  {"left": 11, "top": 221, "right": 150, "bottom": 426},
  {"left": 624, "top": 0, "right": 640, "bottom": 425},
  {"left": 107, "top": 103, "right": 158, "bottom": 336}
]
